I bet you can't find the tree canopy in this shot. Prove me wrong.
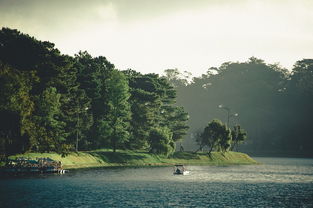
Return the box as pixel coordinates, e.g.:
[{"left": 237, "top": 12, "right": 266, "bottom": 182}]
[
  {"left": 171, "top": 57, "right": 313, "bottom": 156},
  {"left": 0, "top": 28, "right": 189, "bottom": 157},
  {"left": 1, "top": 27, "right": 312, "bottom": 157},
  {"left": 198, "top": 119, "right": 232, "bottom": 154}
]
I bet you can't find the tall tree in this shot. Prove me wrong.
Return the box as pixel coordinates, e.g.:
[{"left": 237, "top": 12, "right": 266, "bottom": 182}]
[
  {"left": 284, "top": 59, "right": 313, "bottom": 153},
  {"left": 75, "top": 51, "right": 114, "bottom": 149},
  {"left": 157, "top": 76, "right": 189, "bottom": 143},
  {"left": 105, "top": 70, "right": 131, "bottom": 152},
  {"left": 0, "top": 62, "right": 36, "bottom": 156},
  {"left": 31, "top": 87, "right": 70, "bottom": 154},
  {"left": 126, "top": 72, "right": 189, "bottom": 150},
  {"left": 126, "top": 73, "right": 163, "bottom": 149}
]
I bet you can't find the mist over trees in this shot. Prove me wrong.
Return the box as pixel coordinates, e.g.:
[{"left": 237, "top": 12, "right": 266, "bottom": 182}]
[
  {"left": 166, "top": 58, "right": 313, "bottom": 156},
  {"left": 0, "top": 28, "right": 189, "bottom": 157}
]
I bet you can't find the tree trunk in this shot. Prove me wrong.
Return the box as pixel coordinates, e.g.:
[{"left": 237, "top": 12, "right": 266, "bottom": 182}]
[
  {"left": 112, "top": 137, "right": 116, "bottom": 152},
  {"left": 208, "top": 145, "right": 214, "bottom": 155},
  {"left": 235, "top": 142, "right": 239, "bottom": 152}
]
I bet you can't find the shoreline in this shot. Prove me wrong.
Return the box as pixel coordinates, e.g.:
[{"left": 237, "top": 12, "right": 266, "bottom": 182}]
[{"left": 6, "top": 150, "right": 258, "bottom": 170}]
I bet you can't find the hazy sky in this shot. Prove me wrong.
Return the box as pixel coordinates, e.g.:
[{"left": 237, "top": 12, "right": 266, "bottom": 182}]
[{"left": 1, "top": 0, "right": 312, "bottom": 76}]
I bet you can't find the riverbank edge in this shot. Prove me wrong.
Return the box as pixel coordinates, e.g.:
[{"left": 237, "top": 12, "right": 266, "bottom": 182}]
[{"left": 5, "top": 150, "right": 258, "bottom": 170}]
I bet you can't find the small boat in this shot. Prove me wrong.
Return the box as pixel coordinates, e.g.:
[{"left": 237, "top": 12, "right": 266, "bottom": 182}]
[{"left": 173, "top": 164, "right": 190, "bottom": 175}]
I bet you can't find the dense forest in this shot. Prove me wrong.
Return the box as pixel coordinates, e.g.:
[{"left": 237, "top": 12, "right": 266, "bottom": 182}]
[
  {"left": 1, "top": 28, "right": 312, "bottom": 158},
  {"left": 165, "top": 57, "right": 313, "bottom": 156},
  {"left": 0, "top": 28, "right": 189, "bottom": 157}
]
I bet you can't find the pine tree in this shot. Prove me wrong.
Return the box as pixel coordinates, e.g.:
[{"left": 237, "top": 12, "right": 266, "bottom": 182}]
[{"left": 105, "top": 70, "right": 131, "bottom": 152}]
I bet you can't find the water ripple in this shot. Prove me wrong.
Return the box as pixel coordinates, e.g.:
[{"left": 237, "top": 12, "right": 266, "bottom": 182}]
[{"left": 1, "top": 157, "right": 313, "bottom": 207}]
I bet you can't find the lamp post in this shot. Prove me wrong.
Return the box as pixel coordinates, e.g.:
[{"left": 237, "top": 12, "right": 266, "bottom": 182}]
[{"left": 218, "top": 104, "right": 238, "bottom": 127}]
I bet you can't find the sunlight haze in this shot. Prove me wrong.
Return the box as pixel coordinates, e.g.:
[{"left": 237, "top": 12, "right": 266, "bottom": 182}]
[{"left": 1, "top": 0, "right": 312, "bottom": 76}]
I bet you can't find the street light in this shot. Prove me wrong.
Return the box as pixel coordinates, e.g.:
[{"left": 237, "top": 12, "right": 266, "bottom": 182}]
[{"left": 218, "top": 104, "right": 238, "bottom": 127}]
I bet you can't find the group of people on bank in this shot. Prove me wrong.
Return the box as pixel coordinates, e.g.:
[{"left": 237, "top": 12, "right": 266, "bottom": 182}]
[{"left": 2, "top": 157, "right": 62, "bottom": 173}]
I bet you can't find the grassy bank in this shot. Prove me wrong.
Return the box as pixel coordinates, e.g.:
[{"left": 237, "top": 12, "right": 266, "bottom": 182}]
[{"left": 8, "top": 150, "right": 257, "bottom": 169}]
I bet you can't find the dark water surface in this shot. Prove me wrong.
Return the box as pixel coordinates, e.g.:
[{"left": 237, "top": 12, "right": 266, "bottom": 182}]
[{"left": 1, "top": 157, "right": 313, "bottom": 207}]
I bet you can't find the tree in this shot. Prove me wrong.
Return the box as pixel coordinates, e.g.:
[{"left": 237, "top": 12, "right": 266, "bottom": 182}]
[
  {"left": 176, "top": 57, "right": 289, "bottom": 153},
  {"left": 0, "top": 27, "right": 83, "bottom": 155},
  {"left": 156, "top": 76, "right": 189, "bottom": 140},
  {"left": 31, "top": 87, "right": 70, "bottom": 154},
  {"left": 284, "top": 59, "right": 313, "bottom": 153},
  {"left": 70, "top": 89, "right": 93, "bottom": 151},
  {"left": 75, "top": 51, "right": 114, "bottom": 149},
  {"left": 1, "top": 28, "right": 191, "bottom": 156},
  {"left": 126, "top": 73, "right": 161, "bottom": 149},
  {"left": 105, "top": 70, "right": 131, "bottom": 152},
  {"left": 200, "top": 119, "right": 231, "bottom": 155},
  {"left": 0, "top": 62, "right": 36, "bottom": 156},
  {"left": 126, "top": 72, "right": 189, "bottom": 150},
  {"left": 161, "top": 106, "right": 189, "bottom": 142},
  {"left": 163, "top": 68, "right": 192, "bottom": 87},
  {"left": 231, "top": 125, "right": 247, "bottom": 151},
  {"left": 0, "top": 27, "right": 73, "bottom": 94},
  {"left": 290, "top": 59, "right": 313, "bottom": 95},
  {"left": 149, "top": 127, "right": 174, "bottom": 156},
  {"left": 218, "top": 127, "right": 232, "bottom": 153}
]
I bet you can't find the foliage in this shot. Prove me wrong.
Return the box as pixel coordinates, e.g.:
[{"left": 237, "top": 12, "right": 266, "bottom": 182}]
[
  {"left": 0, "top": 28, "right": 187, "bottom": 157},
  {"left": 200, "top": 119, "right": 232, "bottom": 154},
  {"left": 176, "top": 57, "right": 313, "bottom": 155},
  {"left": 0, "top": 62, "right": 36, "bottom": 156},
  {"left": 74, "top": 51, "right": 114, "bottom": 149},
  {"left": 231, "top": 125, "right": 247, "bottom": 151},
  {"left": 2, "top": 27, "right": 313, "bottom": 158},
  {"left": 105, "top": 70, "right": 131, "bottom": 152},
  {"left": 162, "top": 106, "right": 189, "bottom": 142},
  {"left": 0, "top": 27, "right": 78, "bottom": 155},
  {"left": 31, "top": 87, "right": 70, "bottom": 154},
  {"left": 126, "top": 72, "right": 189, "bottom": 151},
  {"left": 290, "top": 59, "right": 313, "bottom": 95},
  {"left": 149, "top": 127, "right": 175, "bottom": 156},
  {"left": 127, "top": 73, "right": 162, "bottom": 149},
  {"left": 163, "top": 68, "right": 192, "bottom": 87}
]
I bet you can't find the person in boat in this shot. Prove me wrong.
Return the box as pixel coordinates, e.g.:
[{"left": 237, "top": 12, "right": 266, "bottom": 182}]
[{"left": 174, "top": 165, "right": 185, "bottom": 174}]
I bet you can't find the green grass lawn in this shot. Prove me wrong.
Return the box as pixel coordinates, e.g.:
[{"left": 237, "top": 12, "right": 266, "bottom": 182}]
[{"left": 7, "top": 150, "right": 257, "bottom": 169}]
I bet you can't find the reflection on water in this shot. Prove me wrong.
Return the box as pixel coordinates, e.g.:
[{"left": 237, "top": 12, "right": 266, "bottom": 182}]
[{"left": 1, "top": 157, "right": 313, "bottom": 207}]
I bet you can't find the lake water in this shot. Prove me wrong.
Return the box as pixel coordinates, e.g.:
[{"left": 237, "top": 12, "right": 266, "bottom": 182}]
[{"left": 1, "top": 157, "right": 313, "bottom": 207}]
